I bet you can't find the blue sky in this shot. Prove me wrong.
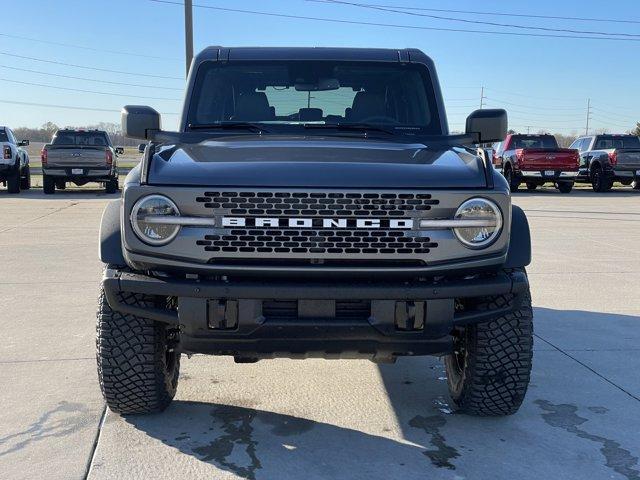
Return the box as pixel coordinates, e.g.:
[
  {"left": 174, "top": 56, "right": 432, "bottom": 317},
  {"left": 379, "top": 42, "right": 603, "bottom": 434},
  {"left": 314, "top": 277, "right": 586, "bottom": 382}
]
[{"left": 1, "top": 0, "right": 638, "bottom": 135}]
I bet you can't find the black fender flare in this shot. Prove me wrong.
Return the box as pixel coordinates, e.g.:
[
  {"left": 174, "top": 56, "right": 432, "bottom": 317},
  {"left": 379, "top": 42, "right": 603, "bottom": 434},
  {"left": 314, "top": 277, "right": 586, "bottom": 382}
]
[
  {"left": 99, "top": 199, "right": 126, "bottom": 266},
  {"left": 505, "top": 205, "right": 531, "bottom": 268}
]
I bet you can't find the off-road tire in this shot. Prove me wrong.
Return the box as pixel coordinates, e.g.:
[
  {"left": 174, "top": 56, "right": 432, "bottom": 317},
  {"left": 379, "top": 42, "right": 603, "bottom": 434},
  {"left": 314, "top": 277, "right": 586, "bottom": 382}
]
[
  {"left": 504, "top": 166, "right": 519, "bottom": 192},
  {"left": 96, "top": 286, "right": 179, "bottom": 415},
  {"left": 43, "top": 174, "right": 55, "bottom": 194},
  {"left": 105, "top": 177, "right": 118, "bottom": 194},
  {"left": 525, "top": 182, "right": 537, "bottom": 191},
  {"left": 590, "top": 165, "right": 612, "bottom": 192},
  {"left": 20, "top": 166, "right": 31, "bottom": 190},
  {"left": 557, "top": 181, "right": 573, "bottom": 194},
  {"left": 7, "top": 167, "right": 20, "bottom": 194},
  {"left": 444, "top": 269, "right": 533, "bottom": 416}
]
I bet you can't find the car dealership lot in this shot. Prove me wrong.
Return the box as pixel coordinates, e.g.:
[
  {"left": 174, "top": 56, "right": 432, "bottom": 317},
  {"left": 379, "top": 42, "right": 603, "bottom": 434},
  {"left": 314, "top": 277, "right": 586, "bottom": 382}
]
[{"left": 0, "top": 189, "right": 639, "bottom": 480}]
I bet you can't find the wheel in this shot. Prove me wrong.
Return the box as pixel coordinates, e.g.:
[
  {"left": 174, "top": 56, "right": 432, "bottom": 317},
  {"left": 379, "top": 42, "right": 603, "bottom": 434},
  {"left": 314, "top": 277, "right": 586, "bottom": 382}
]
[
  {"left": 632, "top": 178, "right": 640, "bottom": 190},
  {"left": 525, "top": 182, "right": 537, "bottom": 191},
  {"left": 6, "top": 167, "right": 20, "bottom": 194},
  {"left": 97, "top": 285, "right": 179, "bottom": 414},
  {"left": 557, "top": 182, "right": 573, "bottom": 194},
  {"left": 43, "top": 174, "right": 55, "bottom": 195},
  {"left": 20, "top": 166, "right": 31, "bottom": 190},
  {"left": 590, "top": 166, "right": 612, "bottom": 192},
  {"left": 56, "top": 181, "right": 66, "bottom": 190},
  {"left": 105, "top": 177, "right": 118, "bottom": 194},
  {"left": 504, "top": 167, "right": 519, "bottom": 192},
  {"left": 444, "top": 269, "right": 533, "bottom": 416}
]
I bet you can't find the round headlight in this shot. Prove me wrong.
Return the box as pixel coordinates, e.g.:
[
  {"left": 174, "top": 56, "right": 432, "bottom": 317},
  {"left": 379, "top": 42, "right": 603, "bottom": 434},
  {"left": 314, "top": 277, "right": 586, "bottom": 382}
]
[
  {"left": 453, "top": 198, "right": 503, "bottom": 249},
  {"left": 130, "top": 195, "right": 180, "bottom": 246}
]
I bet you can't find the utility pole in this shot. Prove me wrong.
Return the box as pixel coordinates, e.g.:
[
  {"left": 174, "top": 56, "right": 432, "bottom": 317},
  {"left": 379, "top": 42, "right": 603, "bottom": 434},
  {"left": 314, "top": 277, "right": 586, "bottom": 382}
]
[
  {"left": 185, "top": 0, "right": 193, "bottom": 77},
  {"left": 526, "top": 126, "right": 532, "bottom": 134},
  {"left": 479, "top": 86, "right": 486, "bottom": 109},
  {"left": 585, "top": 98, "right": 591, "bottom": 136}
]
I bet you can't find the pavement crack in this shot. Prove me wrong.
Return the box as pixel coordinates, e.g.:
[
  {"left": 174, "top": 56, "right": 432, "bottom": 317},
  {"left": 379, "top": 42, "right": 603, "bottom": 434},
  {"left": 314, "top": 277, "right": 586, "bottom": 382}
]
[
  {"left": 83, "top": 404, "right": 107, "bottom": 480},
  {"left": 0, "top": 202, "right": 78, "bottom": 234},
  {"left": 535, "top": 334, "right": 640, "bottom": 403}
]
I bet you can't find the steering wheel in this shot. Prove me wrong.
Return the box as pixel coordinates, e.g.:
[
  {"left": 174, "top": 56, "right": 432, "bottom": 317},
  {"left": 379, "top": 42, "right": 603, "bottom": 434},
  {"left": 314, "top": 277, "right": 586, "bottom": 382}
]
[{"left": 357, "top": 116, "right": 400, "bottom": 124}]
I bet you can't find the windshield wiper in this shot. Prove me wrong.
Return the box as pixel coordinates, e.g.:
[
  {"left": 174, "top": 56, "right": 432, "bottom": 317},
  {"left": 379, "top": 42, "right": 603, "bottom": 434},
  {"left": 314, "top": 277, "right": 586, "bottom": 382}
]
[
  {"left": 304, "top": 123, "right": 396, "bottom": 136},
  {"left": 187, "top": 122, "right": 269, "bottom": 133}
]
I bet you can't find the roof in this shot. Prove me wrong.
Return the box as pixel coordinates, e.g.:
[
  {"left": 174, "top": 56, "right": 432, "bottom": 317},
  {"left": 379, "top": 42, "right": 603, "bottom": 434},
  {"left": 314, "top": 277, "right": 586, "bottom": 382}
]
[{"left": 193, "top": 46, "right": 433, "bottom": 65}]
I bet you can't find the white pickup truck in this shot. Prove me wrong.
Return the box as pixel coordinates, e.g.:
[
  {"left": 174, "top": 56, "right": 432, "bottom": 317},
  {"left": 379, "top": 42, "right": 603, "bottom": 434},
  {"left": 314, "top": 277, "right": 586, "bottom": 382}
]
[
  {"left": 0, "top": 126, "right": 30, "bottom": 194},
  {"left": 41, "top": 129, "right": 123, "bottom": 194}
]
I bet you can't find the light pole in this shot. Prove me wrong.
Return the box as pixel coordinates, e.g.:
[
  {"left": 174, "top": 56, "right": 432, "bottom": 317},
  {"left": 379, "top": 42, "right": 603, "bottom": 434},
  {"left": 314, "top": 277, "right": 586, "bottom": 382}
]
[{"left": 185, "top": 0, "right": 193, "bottom": 77}]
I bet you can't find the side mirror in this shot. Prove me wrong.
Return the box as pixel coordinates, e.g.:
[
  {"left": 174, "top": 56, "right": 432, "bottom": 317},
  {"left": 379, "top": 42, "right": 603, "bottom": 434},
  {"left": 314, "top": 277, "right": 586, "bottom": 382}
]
[
  {"left": 465, "top": 109, "right": 507, "bottom": 144},
  {"left": 115, "top": 147, "right": 125, "bottom": 155},
  {"left": 18, "top": 140, "right": 29, "bottom": 146},
  {"left": 138, "top": 143, "right": 147, "bottom": 153},
  {"left": 121, "top": 105, "right": 161, "bottom": 140}
]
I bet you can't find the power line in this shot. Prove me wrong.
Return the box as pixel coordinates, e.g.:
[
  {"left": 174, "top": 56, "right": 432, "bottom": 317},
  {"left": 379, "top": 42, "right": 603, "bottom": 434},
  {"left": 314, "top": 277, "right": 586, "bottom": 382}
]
[
  {"left": 0, "top": 33, "right": 179, "bottom": 61},
  {"left": 0, "top": 51, "right": 184, "bottom": 81},
  {"left": 310, "top": 1, "right": 640, "bottom": 25},
  {"left": 0, "top": 77, "right": 180, "bottom": 101},
  {"left": 483, "top": 87, "right": 586, "bottom": 103},
  {"left": 0, "top": 65, "right": 183, "bottom": 91},
  {"left": 484, "top": 97, "right": 585, "bottom": 111},
  {"left": 591, "top": 106, "right": 640, "bottom": 121},
  {"left": 0, "top": 99, "right": 179, "bottom": 115},
  {"left": 147, "top": 0, "right": 640, "bottom": 42},
  {"left": 318, "top": 0, "right": 640, "bottom": 38}
]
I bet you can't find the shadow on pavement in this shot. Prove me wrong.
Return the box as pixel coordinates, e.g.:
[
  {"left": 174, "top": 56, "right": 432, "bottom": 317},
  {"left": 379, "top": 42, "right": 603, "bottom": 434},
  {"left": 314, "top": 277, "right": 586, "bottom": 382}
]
[
  {"left": 124, "top": 400, "right": 440, "bottom": 480},
  {"left": 0, "top": 189, "right": 120, "bottom": 200},
  {"left": 122, "top": 309, "right": 640, "bottom": 479},
  {"left": 513, "top": 188, "right": 639, "bottom": 197}
]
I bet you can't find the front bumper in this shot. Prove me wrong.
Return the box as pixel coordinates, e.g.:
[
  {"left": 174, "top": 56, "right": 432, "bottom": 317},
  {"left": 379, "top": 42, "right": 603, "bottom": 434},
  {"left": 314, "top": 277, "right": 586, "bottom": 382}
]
[{"left": 103, "top": 267, "right": 529, "bottom": 359}]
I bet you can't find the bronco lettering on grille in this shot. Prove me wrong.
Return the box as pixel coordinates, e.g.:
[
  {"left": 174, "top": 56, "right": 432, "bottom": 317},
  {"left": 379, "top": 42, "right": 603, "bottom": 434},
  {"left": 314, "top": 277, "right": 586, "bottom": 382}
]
[{"left": 221, "top": 217, "right": 414, "bottom": 229}]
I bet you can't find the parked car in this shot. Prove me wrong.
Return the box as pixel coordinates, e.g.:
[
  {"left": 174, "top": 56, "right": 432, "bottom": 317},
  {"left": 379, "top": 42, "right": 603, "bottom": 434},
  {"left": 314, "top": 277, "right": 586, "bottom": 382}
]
[
  {"left": 569, "top": 134, "right": 640, "bottom": 191},
  {"left": 97, "top": 47, "right": 534, "bottom": 417},
  {"left": 0, "top": 126, "right": 30, "bottom": 194},
  {"left": 492, "top": 134, "right": 579, "bottom": 193},
  {"left": 41, "top": 129, "right": 123, "bottom": 194}
]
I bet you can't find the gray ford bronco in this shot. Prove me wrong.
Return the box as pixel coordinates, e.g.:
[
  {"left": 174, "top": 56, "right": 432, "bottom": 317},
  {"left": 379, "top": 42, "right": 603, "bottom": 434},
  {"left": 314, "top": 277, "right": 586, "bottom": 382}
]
[{"left": 97, "top": 47, "right": 533, "bottom": 416}]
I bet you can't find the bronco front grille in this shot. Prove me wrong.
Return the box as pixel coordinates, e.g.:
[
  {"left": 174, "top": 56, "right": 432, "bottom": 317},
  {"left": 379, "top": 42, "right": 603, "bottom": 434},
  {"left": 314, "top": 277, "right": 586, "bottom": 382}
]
[
  {"left": 193, "top": 190, "right": 440, "bottom": 258},
  {"left": 197, "top": 229, "right": 436, "bottom": 255},
  {"left": 196, "top": 191, "right": 439, "bottom": 217}
]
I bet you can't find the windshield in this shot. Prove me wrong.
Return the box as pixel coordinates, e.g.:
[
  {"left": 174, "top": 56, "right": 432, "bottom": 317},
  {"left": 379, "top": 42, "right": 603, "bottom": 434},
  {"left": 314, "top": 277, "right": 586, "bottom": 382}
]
[
  {"left": 511, "top": 136, "right": 558, "bottom": 149},
  {"left": 52, "top": 131, "right": 110, "bottom": 146},
  {"left": 187, "top": 61, "right": 442, "bottom": 134},
  {"left": 595, "top": 135, "right": 640, "bottom": 149}
]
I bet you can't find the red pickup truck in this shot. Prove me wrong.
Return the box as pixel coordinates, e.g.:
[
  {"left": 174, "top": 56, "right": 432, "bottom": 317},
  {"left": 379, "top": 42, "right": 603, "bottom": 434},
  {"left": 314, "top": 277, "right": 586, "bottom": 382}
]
[{"left": 493, "top": 134, "right": 580, "bottom": 193}]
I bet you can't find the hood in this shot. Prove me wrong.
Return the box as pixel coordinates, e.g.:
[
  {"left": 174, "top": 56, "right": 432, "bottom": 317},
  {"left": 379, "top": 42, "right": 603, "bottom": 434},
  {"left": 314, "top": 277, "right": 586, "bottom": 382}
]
[{"left": 147, "top": 136, "right": 486, "bottom": 189}]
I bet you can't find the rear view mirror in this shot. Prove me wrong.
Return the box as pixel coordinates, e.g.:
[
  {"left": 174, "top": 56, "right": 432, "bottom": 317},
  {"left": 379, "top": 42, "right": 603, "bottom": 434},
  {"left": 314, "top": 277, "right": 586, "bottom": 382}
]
[
  {"left": 121, "top": 105, "right": 161, "bottom": 140},
  {"left": 18, "top": 139, "right": 29, "bottom": 146},
  {"left": 295, "top": 78, "right": 340, "bottom": 91},
  {"left": 115, "top": 147, "right": 125, "bottom": 155},
  {"left": 138, "top": 143, "right": 147, "bottom": 153},
  {"left": 465, "top": 109, "right": 507, "bottom": 144}
]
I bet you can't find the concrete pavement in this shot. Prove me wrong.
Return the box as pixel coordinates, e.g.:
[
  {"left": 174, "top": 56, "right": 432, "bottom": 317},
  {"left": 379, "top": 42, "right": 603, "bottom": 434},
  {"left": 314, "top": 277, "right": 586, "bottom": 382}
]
[{"left": 0, "top": 187, "right": 639, "bottom": 480}]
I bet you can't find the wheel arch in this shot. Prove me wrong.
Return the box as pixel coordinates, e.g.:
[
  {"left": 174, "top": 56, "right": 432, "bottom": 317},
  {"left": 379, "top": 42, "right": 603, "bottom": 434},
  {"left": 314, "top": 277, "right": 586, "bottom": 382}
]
[
  {"left": 99, "top": 199, "right": 126, "bottom": 266},
  {"left": 504, "top": 205, "right": 531, "bottom": 268}
]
